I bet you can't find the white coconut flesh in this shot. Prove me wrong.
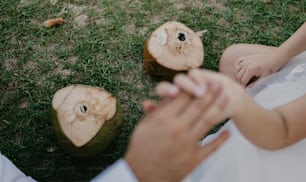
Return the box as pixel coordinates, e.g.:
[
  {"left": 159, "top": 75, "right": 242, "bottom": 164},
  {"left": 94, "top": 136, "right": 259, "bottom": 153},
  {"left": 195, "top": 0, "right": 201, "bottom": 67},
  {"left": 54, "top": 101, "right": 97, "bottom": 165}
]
[
  {"left": 147, "top": 21, "right": 204, "bottom": 71},
  {"left": 52, "top": 85, "right": 117, "bottom": 147}
]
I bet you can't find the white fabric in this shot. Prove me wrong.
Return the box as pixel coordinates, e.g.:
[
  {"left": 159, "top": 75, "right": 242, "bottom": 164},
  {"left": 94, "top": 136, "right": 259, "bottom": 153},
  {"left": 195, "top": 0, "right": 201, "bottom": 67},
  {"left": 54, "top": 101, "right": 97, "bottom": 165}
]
[
  {"left": 185, "top": 51, "right": 306, "bottom": 182},
  {"left": 0, "top": 153, "right": 36, "bottom": 182},
  {"left": 91, "top": 159, "right": 138, "bottom": 182}
]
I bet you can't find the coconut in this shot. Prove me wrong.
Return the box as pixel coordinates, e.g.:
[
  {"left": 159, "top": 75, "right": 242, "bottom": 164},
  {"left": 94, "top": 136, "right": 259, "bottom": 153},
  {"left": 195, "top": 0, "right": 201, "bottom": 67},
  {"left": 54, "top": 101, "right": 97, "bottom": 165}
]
[
  {"left": 51, "top": 85, "right": 123, "bottom": 158},
  {"left": 143, "top": 21, "right": 205, "bottom": 81}
]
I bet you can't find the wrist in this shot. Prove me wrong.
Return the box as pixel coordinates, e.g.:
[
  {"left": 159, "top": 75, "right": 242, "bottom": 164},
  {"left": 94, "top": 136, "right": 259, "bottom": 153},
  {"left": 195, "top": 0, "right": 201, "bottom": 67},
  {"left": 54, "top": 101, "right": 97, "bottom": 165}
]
[
  {"left": 231, "top": 89, "right": 251, "bottom": 120},
  {"left": 274, "top": 47, "right": 292, "bottom": 69},
  {"left": 124, "top": 153, "right": 156, "bottom": 182},
  {"left": 124, "top": 153, "right": 142, "bottom": 181}
]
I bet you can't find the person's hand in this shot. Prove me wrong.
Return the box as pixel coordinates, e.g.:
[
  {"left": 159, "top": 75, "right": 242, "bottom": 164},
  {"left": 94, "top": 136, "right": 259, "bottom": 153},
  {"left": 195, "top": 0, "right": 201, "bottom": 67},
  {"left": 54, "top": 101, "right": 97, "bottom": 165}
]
[
  {"left": 155, "top": 69, "right": 248, "bottom": 119},
  {"left": 125, "top": 89, "right": 230, "bottom": 182},
  {"left": 233, "top": 53, "right": 284, "bottom": 87}
]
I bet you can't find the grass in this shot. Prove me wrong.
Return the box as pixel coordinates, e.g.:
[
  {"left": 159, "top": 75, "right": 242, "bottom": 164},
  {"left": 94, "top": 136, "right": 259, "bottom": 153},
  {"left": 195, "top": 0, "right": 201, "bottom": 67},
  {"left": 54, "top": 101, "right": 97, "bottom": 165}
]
[{"left": 0, "top": 0, "right": 305, "bottom": 181}]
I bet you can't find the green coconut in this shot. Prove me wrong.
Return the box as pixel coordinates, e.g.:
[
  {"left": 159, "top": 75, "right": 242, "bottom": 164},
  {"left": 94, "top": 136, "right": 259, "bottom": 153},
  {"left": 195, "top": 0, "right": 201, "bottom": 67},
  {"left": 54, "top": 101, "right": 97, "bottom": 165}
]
[
  {"left": 143, "top": 21, "right": 205, "bottom": 81},
  {"left": 51, "top": 85, "right": 123, "bottom": 158}
]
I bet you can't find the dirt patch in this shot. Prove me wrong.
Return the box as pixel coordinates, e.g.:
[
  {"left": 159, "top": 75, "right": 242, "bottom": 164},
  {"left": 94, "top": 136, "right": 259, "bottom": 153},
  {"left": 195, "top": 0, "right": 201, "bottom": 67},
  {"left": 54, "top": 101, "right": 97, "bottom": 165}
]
[
  {"left": 94, "top": 18, "right": 108, "bottom": 26},
  {"left": 217, "top": 17, "right": 231, "bottom": 28},
  {"left": 172, "top": 2, "right": 186, "bottom": 9},
  {"left": 67, "top": 4, "right": 87, "bottom": 15},
  {"left": 62, "top": 4, "right": 89, "bottom": 29},
  {"left": 139, "top": 26, "right": 148, "bottom": 36},
  {"left": 67, "top": 56, "right": 78, "bottom": 65},
  {"left": 205, "top": 0, "right": 227, "bottom": 11},
  {"left": 150, "top": 16, "right": 162, "bottom": 25},
  {"left": 30, "top": 18, "right": 40, "bottom": 26},
  {"left": 23, "top": 61, "right": 39, "bottom": 70},
  {"left": 54, "top": 68, "right": 73, "bottom": 78},
  {"left": 57, "top": 3, "right": 89, "bottom": 28},
  {"left": 74, "top": 14, "right": 89, "bottom": 28},
  {"left": 49, "top": 0, "right": 57, "bottom": 5},
  {"left": 233, "top": 10, "right": 248, "bottom": 21},
  {"left": 50, "top": 62, "right": 74, "bottom": 78},
  {"left": 3, "top": 59, "right": 18, "bottom": 72},
  {"left": 18, "top": 0, "right": 36, "bottom": 8},
  {"left": 123, "top": 24, "right": 136, "bottom": 35},
  {"left": 19, "top": 100, "right": 30, "bottom": 109},
  {"left": 36, "top": 76, "right": 55, "bottom": 89},
  {"left": 288, "top": 5, "right": 300, "bottom": 12}
]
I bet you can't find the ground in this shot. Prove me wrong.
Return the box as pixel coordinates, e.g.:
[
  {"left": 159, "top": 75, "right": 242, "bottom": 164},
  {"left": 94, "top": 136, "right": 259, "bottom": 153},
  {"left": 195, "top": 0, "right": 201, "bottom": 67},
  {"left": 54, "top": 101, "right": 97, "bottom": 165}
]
[{"left": 0, "top": 0, "right": 305, "bottom": 181}]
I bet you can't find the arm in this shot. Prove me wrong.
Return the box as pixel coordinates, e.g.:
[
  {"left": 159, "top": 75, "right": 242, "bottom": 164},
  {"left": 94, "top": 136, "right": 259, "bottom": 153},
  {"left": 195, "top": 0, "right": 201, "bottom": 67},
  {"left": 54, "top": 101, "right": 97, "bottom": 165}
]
[
  {"left": 159, "top": 69, "right": 306, "bottom": 150},
  {"left": 233, "top": 91, "right": 306, "bottom": 150},
  {"left": 276, "top": 22, "right": 306, "bottom": 65}
]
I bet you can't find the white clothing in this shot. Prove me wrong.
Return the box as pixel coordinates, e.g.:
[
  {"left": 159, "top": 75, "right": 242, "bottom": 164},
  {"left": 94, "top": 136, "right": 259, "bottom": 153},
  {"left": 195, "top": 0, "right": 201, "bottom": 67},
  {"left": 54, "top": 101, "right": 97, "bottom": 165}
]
[
  {"left": 0, "top": 153, "right": 36, "bottom": 182},
  {"left": 185, "top": 51, "right": 306, "bottom": 182},
  {"left": 91, "top": 159, "right": 137, "bottom": 182}
]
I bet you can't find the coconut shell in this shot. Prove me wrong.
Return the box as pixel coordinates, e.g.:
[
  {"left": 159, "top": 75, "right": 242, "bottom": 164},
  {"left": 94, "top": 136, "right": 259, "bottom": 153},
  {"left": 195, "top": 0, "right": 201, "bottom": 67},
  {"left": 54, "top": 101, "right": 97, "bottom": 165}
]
[
  {"left": 143, "top": 21, "right": 204, "bottom": 81},
  {"left": 51, "top": 85, "right": 123, "bottom": 158}
]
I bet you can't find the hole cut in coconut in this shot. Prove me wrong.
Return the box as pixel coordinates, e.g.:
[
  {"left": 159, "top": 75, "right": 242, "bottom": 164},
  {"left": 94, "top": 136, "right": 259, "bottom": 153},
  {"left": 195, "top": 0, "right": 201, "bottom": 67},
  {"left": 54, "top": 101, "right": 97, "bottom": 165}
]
[
  {"left": 79, "top": 105, "right": 88, "bottom": 114},
  {"left": 52, "top": 85, "right": 117, "bottom": 147},
  {"left": 178, "top": 32, "right": 186, "bottom": 41}
]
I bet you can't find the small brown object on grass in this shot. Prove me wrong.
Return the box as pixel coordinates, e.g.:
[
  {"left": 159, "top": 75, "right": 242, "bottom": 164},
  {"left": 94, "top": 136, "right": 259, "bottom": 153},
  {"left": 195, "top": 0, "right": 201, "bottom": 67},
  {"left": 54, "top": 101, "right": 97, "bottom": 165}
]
[
  {"left": 143, "top": 21, "right": 205, "bottom": 81},
  {"left": 43, "top": 17, "right": 65, "bottom": 28}
]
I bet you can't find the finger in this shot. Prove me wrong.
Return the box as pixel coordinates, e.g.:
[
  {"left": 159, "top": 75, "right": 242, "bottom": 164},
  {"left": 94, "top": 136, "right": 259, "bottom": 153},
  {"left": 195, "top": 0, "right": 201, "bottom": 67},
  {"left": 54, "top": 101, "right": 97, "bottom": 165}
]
[
  {"left": 174, "top": 74, "right": 206, "bottom": 97},
  {"left": 246, "top": 75, "right": 262, "bottom": 89},
  {"left": 237, "top": 67, "right": 245, "bottom": 85},
  {"left": 191, "top": 92, "right": 229, "bottom": 139},
  {"left": 142, "top": 100, "right": 158, "bottom": 113},
  {"left": 188, "top": 69, "right": 226, "bottom": 85},
  {"left": 187, "top": 69, "right": 208, "bottom": 85},
  {"left": 158, "top": 92, "right": 192, "bottom": 117},
  {"left": 240, "top": 70, "right": 256, "bottom": 87},
  {"left": 234, "top": 57, "right": 244, "bottom": 72},
  {"left": 188, "top": 69, "right": 213, "bottom": 90},
  {"left": 178, "top": 82, "right": 222, "bottom": 127},
  {"left": 155, "top": 81, "right": 179, "bottom": 99},
  {"left": 196, "top": 131, "right": 230, "bottom": 161}
]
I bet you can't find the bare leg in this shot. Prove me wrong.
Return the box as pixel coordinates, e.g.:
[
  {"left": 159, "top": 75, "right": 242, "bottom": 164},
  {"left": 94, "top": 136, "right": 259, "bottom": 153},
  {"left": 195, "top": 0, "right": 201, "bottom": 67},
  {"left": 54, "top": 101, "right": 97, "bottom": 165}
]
[{"left": 219, "top": 44, "right": 277, "bottom": 82}]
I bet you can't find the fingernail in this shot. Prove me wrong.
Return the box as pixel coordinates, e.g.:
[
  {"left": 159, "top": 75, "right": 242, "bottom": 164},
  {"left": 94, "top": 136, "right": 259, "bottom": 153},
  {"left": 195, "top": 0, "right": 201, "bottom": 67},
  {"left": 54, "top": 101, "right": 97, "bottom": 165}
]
[
  {"left": 195, "top": 85, "right": 206, "bottom": 97},
  {"left": 168, "top": 85, "right": 179, "bottom": 96}
]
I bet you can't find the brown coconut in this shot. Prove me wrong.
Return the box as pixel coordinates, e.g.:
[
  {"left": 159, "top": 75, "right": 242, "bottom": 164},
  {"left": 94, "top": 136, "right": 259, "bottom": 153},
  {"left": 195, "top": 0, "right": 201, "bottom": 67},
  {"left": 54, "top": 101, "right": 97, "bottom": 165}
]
[
  {"left": 143, "top": 21, "right": 205, "bottom": 81},
  {"left": 51, "top": 85, "right": 123, "bottom": 158}
]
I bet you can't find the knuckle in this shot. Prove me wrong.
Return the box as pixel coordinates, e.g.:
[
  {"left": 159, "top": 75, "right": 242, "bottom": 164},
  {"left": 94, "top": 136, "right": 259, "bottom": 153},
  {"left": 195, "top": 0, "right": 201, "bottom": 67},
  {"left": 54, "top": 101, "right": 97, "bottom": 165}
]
[{"left": 170, "top": 125, "right": 184, "bottom": 138}]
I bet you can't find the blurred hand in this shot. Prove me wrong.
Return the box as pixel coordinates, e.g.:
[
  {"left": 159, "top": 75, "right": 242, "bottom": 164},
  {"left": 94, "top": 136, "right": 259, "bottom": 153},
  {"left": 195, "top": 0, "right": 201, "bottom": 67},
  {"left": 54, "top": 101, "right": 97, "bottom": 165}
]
[
  {"left": 125, "top": 89, "right": 230, "bottom": 182},
  {"left": 233, "top": 54, "right": 283, "bottom": 87},
  {"left": 155, "top": 69, "right": 247, "bottom": 119}
]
